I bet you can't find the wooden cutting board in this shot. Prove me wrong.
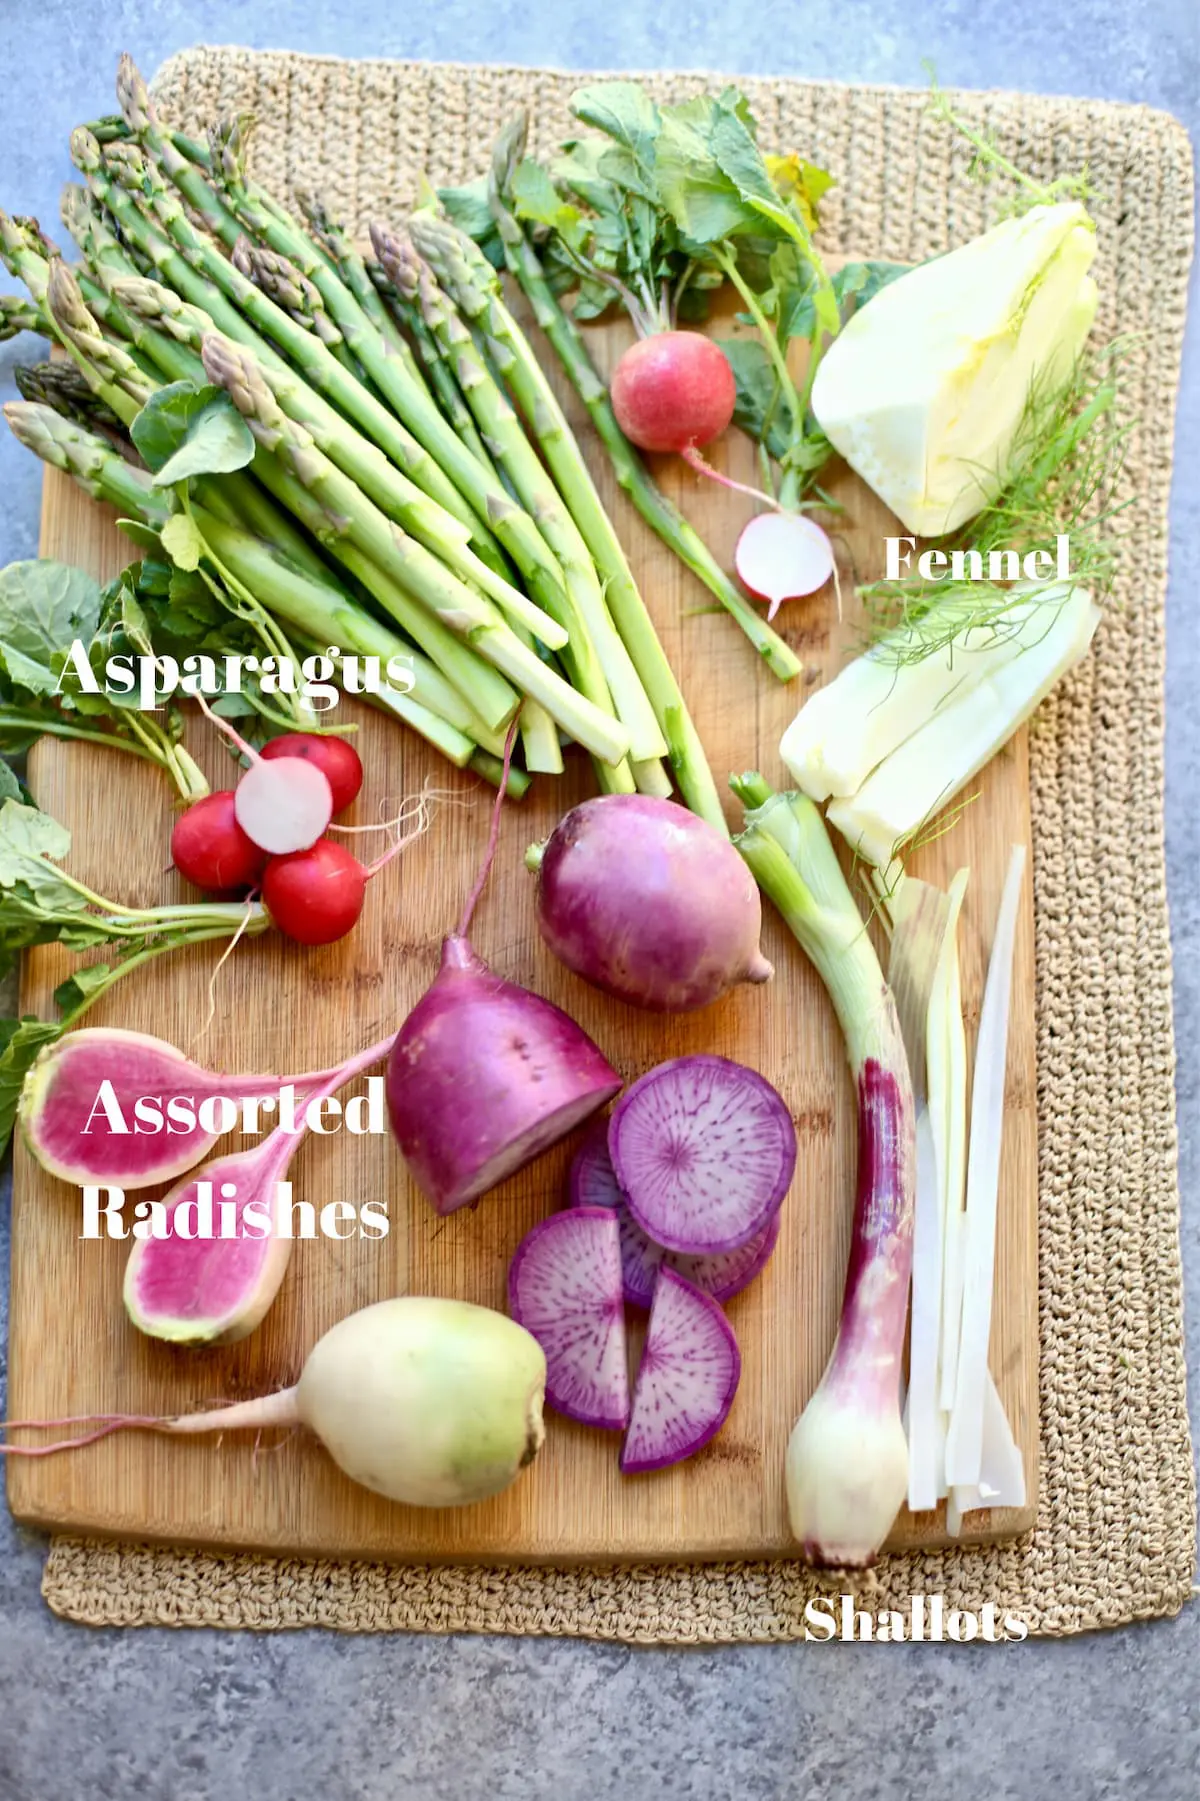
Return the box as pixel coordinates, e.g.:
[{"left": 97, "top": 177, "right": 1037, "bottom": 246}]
[{"left": 6, "top": 287, "right": 1039, "bottom": 1562}]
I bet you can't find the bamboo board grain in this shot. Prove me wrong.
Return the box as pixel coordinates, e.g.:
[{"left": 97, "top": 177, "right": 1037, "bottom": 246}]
[{"left": 6, "top": 288, "right": 1038, "bottom": 1563}]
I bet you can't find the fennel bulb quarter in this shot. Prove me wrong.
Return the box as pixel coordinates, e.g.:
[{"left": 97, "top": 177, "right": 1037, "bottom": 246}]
[{"left": 811, "top": 202, "right": 1099, "bottom": 537}]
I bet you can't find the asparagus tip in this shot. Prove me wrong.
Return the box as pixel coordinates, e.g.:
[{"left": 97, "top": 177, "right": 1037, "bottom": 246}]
[{"left": 115, "top": 51, "right": 152, "bottom": 133}]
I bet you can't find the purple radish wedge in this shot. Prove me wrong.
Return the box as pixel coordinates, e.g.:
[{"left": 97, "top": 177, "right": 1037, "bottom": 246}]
[
  {"left": 387, "top": 730, "right": 621, "bottom": 1214},
  {"left": 18, "top": 1027, "right": 342, "bottom": 1191},
  {"left": 507, "top": 1208, "right": 629, "bottom": 1429},
  {"left": 528, "top": 795, "right": 773, "bottom": 1013},
  {"left": 568, "top": 1120, "right": 781, "bottom": 1308},
  {"left": 620, "top": 1267, "right": 742, "bottom": 1473},
  {"left": 609, "top": 1055, "right": 796, "bottom": 1256},
  {"left": 124, "top": 1032, "right": 393, "bottom": 1345},
  {"left": 735, "top": 512, "right": 835, "bottom": 622}
]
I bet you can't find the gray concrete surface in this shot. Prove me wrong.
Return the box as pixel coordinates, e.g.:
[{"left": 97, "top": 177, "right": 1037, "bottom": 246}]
[{"left": 0, "top": 3, "right": 1197, "bottom": 1797}]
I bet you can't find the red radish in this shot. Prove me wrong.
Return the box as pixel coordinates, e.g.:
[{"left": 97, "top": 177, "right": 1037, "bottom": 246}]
[
  {"left": 620, "top": 1268, "right": 741, "bottom": 1473},
  {"left": 609, "top": 1055, "right": 796, "bottom": 1256},
  {"left": 262, "top": 839, "right": 368, "bottom": 946},
  {"left": 735, "top": 511, "right": 836, "bottom": 621},
  {"left": 507, "top": 1207, "right": 630, "bottom": 1429},
  {"left": 387, "top": 730, "right": 621, "bottom": 1214},
  {"left": 610, "top": 331, "right": 736, "bottom": 455},
  {"left": 568, "top": 1120, "right": 780, "bottom": 1308},
  {"left": 529, "top": 795, "right": 772, "bottom": 1012},
  {"left": 261, "top": 732, "right": 364, "bottom": 815},
  {"left": 1, "top": 1296, "right": 547, "bottom": 1509},
  {"left": 17, "top": 1027, "right": 341, "bottom": 1191},
  {"left": 171, "top": 791, "right": 268, "bottom": 893},
  {"left": 234, "top": 755, "right": 333, "bottom": 855},
  {"left": 124, "top": 1032, "right": 392, "bottom": 1345}
]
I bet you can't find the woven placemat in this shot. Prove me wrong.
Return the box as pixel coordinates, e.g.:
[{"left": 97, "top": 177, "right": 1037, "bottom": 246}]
[{"left": 41, "top": 47, "right": 1196, "bottom": 1639}]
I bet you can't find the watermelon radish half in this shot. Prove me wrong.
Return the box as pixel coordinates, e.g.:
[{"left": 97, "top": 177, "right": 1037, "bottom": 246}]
[
  {"left": 620, "top": 1267, "right": 742, "bottom": 1473},
  {"left": 568, "top": 1120, "right": 781, "bottom": 1307},
  {"left": 609, "top": 1055, "right": 796, "bottom": 1255},
  {"left": 507, "top": 1208, "right": 630, "bottom": 1430}
]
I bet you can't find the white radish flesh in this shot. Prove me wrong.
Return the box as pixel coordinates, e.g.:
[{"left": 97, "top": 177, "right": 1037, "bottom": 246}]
[
  {"left": 735, "top": 511, "right": 835, "bottom": 621},
  {"left": 620, "top": 1268, "right": 741, "bottom": 1473},
  {"left": 234, "top": 756, "right": 333, "bottom": 854},
  {"left": 507, "top": 1208, "right": 630, "bottom": 1430}
]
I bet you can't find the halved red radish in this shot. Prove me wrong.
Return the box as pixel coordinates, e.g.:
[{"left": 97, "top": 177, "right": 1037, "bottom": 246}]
[
  {"left": 568, "top": 1120, "right": 781, "bottom": 1307},
  {"left": 507, "top": 1207, "right": 630, "bottom": 1429},
  {"left": 609, "top": 1055, "right": 796, "bottom": 1256},
  {"left": 735, "top": 511, "right": 835, "bottom": 621},
  {"left": 234, "top": 756, "right": 333, "bottom": 855},
  {"left": 620, "top": 1267, "right": 741, "bottom": 1473},
  {"left": 261, "top": 733, "right": 364, "bottom": 815}
]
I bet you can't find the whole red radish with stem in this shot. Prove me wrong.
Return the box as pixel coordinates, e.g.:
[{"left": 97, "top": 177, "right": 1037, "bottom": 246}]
[
  {"left": 528, "top": 794, "right": 772, "bottom": 1012},
  {"left": 733, "top": 773, "right": 916, "bottom": 1567},
  {"left": 123, "top": 1031, "right": 394, "bottom": 1345},
  {"left": 611, "top": 331, "right": 736, "bottom": 458},
  {"left": 1, "top": 1296, "right": 548, "bottom": 1508},
  {"left": 609, "top": 1054, "right": 796, "bottom": 1256},
  {"left": 171, "top": 791, "right": 267, "bottom": 894},
  {"left": 18, "top": 1027, "right": 343, "bottom": 1190},
  {"left": 569, "top": 1120, "right": 781, "bottom": 1308},
  {"left": 620, "top": 1267, "right": 742, "bottom": 1473},
  {"left": 387, "top": 730, "right": 621, "bottom": 1214},
  {"left": 261, "top": 732, "right": 363, "bottom": 815},
  {"left": 508, "top": 1207, "right": 629, "bottom": 1429}
]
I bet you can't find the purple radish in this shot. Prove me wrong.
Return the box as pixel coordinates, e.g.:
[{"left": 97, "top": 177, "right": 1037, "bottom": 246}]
[
  {"left": 387, "top": 731, "right": 621, "bottom": 1215},
  {"left": 735, "top": 512, "right": 835, "bottom": 621},
  {"left": 609, "top": 1055, "right": 796, "bottom": 1256},
  {"left": 568, "top": 1120, "right": 781, "bottom": 1307},
  {"left": 124, "top": 1032, "right": 393, "bottom": 1345},
  {"left": 18, "top": 1027, "right": 342, "bottom": 1191},
  {"left": 507, "top": 1208, "right": 629, "bottom": 1429},
  {"left": 620, "top": 1267, "right": 742, "bottom": 1473},
  {"left": 529, "top": 795, "right": 772, "bottom": 1013}
]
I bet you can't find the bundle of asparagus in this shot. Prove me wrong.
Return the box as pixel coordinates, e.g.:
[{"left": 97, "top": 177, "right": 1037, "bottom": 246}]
[{"left": 0, "top": 55, "right": 732, "bottom": 828}]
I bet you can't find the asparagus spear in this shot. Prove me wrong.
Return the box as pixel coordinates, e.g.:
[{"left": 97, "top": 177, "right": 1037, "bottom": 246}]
[
  {"left": 487, "top": 118, "right": 802, "bottom": 685},
  {"left": 410, "top": 214, "right": 730, "bottom": 833},
  {"left": 199, "top": 330, "right": 629, "bottom": 766},
  {"left": 107, "top": 272, "right": 564, "bottom": 653},
  {"left": 0, "top": 294, "right": 46, "bottom": 339},
  {"left": 230, "top": 235, "right": 348, "bottom": 353},
  {"left": 72, "top": 131, "right": 507, "bottom": 568},
  {"left": 4, "top": 399, "right": 170, "bottom": 526},
  {"left": 14, "top": 360, "right": 125, "bottom": 438},
  {"left": 101, "top": 105, "right": 568, "bottom": 615}
]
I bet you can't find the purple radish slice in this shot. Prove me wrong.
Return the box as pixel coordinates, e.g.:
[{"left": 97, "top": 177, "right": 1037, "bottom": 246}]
[
  {"left": 735, "top": 512, "right": 835, "bottom": 621},
  {"left": 620, "top": 1267, "right": 742, "bottom": 1472},
  {"left": 507, "top": 1207, "right": 629, "bottom": 1429},
  {"left": 387, "top": 729, "right": 621, "bottom": 1215},
  {"left": 609, "top": 1055, "right": 796, "bottom": 1256},
  {"left": 568, "top": 1121, "right": 781, "bottom": 1307},
  {"left": 18, "top": 1027, "right": 342, "bottom": 1191},
  {"left": 234, "top": 755, "right": 333, "bottom": 854},
  {"left": 124, "top": 1032, "right": 393, "bottom": 1345}
]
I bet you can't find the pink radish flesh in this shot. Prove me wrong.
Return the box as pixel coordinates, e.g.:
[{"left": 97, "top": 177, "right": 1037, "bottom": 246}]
[
  {"left": 234, "top": 756, "right": 333, "bottom": 854},
  {"left": 610, "top": 332, "right": 736, "bottom": 454},
  {"left": 17, "top": 1027, "right": 338, "bottom": 1190},
  {"left": 735, "top": 511, "right": 835, "bottom": 620},
  {"left": 262, "top": 838, "right": 367, "bottom": 946},
  {"left": 124, "top": 1032, "right": 393, "bottom": 1345},
  {"left": 507, "top": 1207, "right": 629, "bottom": 1429},
  {"left": 261, "top": 733, "right": 363, "bottom": 815},
  {"left": 123, "top": 1139, "right": 296, "bottom": 1345},
  {"left": 171, "top": 791, "right": 268, "bottom": 893},
  {"left": 386, "top": 725, "right": 621, "bottom": 1214},
  {"left": 568, "top": 1120, "right": 781, "bottom": 1307},
  {"left": 620, "top": 1267, "right": 742, "bottom": 1472},
  {"left": 532, "top": 794, "right": 773, "bottom": 1012},
  {"left": 609, "top": 1054, "right": 796, "bottom": 1255}
]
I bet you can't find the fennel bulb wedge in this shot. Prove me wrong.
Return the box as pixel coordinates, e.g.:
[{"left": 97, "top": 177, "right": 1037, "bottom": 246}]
[{"left": 811, "top": 203, "right": 1098, "bottom": 536}]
